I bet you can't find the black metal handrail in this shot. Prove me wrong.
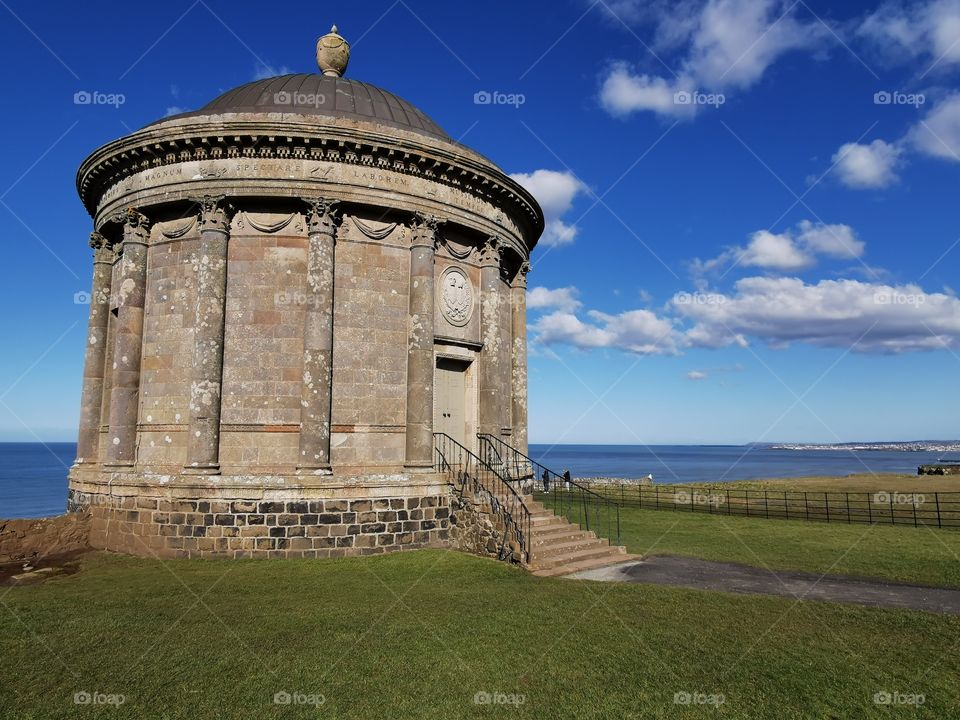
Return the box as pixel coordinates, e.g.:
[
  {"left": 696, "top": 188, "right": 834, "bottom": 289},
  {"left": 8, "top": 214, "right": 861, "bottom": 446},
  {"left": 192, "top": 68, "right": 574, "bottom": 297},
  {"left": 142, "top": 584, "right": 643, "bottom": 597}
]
[
  {"left": 477, "top": 434, "right": 621, "bottom": 545},
  {"left": 434, "top": 432, "right": 531, "bottom": 564}
]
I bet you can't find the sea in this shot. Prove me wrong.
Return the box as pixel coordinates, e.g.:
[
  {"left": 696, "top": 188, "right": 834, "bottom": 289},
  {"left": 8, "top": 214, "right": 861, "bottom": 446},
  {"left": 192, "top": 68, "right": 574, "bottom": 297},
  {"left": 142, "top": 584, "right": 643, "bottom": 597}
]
[{"left": 0, "top": 442, "right": 951, "bottom": 520}]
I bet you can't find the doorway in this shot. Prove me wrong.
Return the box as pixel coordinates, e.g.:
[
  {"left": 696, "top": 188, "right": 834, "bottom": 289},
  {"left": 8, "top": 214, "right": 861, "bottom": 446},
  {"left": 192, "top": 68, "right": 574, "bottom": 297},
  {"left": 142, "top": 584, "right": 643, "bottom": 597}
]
[{"left": 434, "top": 357, "right": 469, "bottom": 448}]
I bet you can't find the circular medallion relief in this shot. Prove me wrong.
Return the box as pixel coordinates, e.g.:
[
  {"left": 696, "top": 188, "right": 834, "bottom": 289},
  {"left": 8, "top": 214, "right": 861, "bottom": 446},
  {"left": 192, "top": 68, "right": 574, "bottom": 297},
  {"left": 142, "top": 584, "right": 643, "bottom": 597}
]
[{"left": 439, "top": 267, "right": 474, "bottom": 327}]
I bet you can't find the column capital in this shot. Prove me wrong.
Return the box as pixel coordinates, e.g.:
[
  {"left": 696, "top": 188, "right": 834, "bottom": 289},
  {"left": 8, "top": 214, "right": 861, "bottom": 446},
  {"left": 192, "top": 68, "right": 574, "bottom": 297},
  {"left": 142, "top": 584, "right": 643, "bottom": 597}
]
[
  {"left": 513, "top": 261, "right": 531, "bottom": 288},
  {"left": 116, "top": 207, "right": 150, "bottom": 245},
  {"left": 479, "top": 235, "right": 502, "bottom": 267},
  {"left": 89, "top": 232, "right": 116, "bottom": 264},
  {"left": 303, "top": 197, "right": 340, "bottom": 236},
  {"left": 191, "top": 195, "right": 234, "bottom": 234},
  {"left": 410, "top": 212, "right": 444, "bottom": 250}
]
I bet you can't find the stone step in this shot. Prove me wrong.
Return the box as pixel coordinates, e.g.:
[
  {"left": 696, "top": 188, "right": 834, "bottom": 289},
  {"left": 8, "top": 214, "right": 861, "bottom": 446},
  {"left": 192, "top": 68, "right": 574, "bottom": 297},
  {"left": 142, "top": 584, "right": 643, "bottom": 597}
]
[
  {"left": 531, "top": 551, "right": 637, "bottom": 578},
  {"left": 531, "top": 527, "right": 596, "bottom": 545},
  {"left": 529, "top": 545, "right": 627, "bottom": 572},
  {"left": 533, "top": 537, "right": 610, "bottom": 558}
]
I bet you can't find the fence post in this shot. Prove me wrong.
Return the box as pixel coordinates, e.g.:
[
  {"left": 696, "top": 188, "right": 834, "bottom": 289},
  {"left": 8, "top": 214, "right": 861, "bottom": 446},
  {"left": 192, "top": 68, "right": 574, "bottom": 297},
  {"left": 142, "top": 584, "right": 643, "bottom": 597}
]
[
  {"left": 764, "top": 491, "right": 769, "bottom": 519},
  {"left": 889, "top": 492, "right": 894, "bottom": 525},
  {"left": 867, "top": 492, "right": 872, "bottom": 524},
  {"left": 655, "top": 486, "right": 659, "bottom": 510},
  {"left": 726, "top": 489, "right": 731, "bottom": 516},
  {"left": 845, "top": 492, "right": 851, "bottom": 524},
  {"left": 912, "top": 497, "right": 918, "bottom": 528},
  {"left": 745, "top": 490, "right": 750, "bottom": 517},
  {"left": 936, "top": 493, "right": 942, "bottom": 529},
  {"left": 784, "top": 492, "right": 789, "bottom": 520},
  {"left": 824, "top": 492, "right": 830, "bottom": 523},
  {"left": 691, "top": 489, "right": 695, "bottom": 514},
  {"left": 804, "top": 492, "right": 809, "bottom": 521}
]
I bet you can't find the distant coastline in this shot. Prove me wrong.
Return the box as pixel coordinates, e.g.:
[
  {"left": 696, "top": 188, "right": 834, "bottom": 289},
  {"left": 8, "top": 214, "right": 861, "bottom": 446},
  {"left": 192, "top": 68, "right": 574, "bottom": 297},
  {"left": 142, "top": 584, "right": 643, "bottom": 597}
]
[{"left": 770, "top": 441, "right": 960, "bottom": 453}]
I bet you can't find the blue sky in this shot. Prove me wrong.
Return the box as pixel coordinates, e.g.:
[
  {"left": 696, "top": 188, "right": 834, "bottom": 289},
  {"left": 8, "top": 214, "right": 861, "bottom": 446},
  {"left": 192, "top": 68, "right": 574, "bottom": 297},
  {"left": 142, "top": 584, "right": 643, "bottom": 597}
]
[{"left": 0, "top": 0, "right": 958, "bottom": 444}]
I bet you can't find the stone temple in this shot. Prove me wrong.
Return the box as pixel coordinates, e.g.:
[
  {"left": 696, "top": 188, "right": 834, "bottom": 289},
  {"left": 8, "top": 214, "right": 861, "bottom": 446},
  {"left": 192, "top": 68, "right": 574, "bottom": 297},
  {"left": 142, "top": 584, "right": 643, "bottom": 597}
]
[{"left": 68, "top": 27, "right": 542, "bottom": 559}]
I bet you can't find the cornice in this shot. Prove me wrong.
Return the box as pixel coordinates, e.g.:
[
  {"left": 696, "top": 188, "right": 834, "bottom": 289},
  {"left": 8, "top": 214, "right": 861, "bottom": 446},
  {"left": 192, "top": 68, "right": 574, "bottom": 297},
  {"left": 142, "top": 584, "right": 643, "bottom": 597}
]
[{"left": 76, "top": 115, "right": 544, "bottom": 251}]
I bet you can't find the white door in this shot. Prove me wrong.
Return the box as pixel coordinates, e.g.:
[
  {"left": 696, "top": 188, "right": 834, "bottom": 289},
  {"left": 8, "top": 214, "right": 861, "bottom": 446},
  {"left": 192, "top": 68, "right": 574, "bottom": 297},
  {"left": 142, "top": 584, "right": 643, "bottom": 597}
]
[{"left": 435, "top": 358, "right": 467, "bottom": 447}]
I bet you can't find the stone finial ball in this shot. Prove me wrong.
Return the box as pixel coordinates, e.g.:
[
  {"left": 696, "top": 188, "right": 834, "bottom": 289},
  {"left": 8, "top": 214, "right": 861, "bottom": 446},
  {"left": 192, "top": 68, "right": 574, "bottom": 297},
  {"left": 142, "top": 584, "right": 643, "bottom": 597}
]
[{"left": 316, "top": 25, "right": 350, "bottom": 77}]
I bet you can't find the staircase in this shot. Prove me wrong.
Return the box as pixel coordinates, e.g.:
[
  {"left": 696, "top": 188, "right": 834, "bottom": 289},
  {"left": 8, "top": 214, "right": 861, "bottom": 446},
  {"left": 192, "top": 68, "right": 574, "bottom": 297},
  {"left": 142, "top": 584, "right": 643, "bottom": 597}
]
[
  {"left": 524, "top": 493, "right": 637, "bottom": 576},
  {"left": 436, "top": 433, "right": 635, "bottom": 576}
]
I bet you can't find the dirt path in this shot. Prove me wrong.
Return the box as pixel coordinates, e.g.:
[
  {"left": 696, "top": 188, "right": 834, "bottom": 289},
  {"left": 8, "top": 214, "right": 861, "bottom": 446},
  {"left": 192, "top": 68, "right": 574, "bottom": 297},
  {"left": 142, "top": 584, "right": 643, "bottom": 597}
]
[{"left": 567, "top": 554, "right": 960, "bottom": 615}]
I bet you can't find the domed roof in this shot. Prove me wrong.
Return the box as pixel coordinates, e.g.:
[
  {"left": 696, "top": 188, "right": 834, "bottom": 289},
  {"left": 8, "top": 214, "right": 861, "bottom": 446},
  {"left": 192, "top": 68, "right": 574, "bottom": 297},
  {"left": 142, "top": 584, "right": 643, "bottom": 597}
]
[{"left": 163, "top": 73, "right": 450, "bottom": 140}]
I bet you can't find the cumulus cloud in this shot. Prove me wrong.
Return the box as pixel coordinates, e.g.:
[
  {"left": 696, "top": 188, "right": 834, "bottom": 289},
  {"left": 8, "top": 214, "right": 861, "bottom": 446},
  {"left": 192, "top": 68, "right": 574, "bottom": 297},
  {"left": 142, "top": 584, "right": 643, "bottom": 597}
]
[
  {"left": 164, "top": 106, "right": 187, "bottom": 117},
  {"left": 694, "top": 221, "right": 865, "bottom": 275},
  {"left": 909, "top": 93, "right": 960, "bottom": 161},
  {"left": 509, "top": 170, "right": 588, "bottom": 247},
  {"left": 687, "top": 370, "right": 708, "bottom": 380},
  {"left": 527, "top": 286, "right": 582, "bottom": 313},
  {"left": 832, "top": 139, "right": 904, "bottom": 189},
  {"left": 598, "top": 0, "right": 827, "bottom": 118},
  {"left": 533, "top": 309, "right": 681, "bottom": 355},
  {"left": 674, "top": 276, "right": 960, "bottom": 353},
  {"left": 857, "top": 0, "right": 960, "bottom": 68},
  {"left": 252, "top": 64, "right": 291, "bottom": 81}
]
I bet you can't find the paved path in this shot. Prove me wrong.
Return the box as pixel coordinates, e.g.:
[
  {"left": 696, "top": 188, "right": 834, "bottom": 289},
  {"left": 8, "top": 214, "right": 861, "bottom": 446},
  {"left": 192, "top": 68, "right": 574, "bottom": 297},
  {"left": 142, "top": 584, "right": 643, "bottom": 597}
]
[{"left": 566, "top": 554, "right": 960, "bottom": 615}]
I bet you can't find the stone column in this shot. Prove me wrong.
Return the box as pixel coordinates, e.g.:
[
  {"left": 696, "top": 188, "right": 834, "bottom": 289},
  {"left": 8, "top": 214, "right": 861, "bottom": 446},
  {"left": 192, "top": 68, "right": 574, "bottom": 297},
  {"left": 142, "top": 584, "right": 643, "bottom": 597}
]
[
  {"left": 184, "top": 196, "right": 233, "bottom": 474},
  {"left": 105, "top": 208, "right": 150, "bottom": 468},
  {"left": 298, "top": 198, "right": 339, "bottom": 473},
  {"left": 478, "top": 237, "right": 505, "bottom": 439},
  {"left": 75, "top": 231, "right": 115, "bottom": 464},
  {"left": 404, "top": 214, "right": 441, "bottom": 469},
  {"left": 510, "top": 262, "right": 531, "bottom": 456}
]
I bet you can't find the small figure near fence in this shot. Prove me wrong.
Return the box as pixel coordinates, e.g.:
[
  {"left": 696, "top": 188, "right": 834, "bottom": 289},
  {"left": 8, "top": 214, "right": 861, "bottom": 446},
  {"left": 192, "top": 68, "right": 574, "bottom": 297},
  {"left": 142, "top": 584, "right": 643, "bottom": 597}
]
[
  {"left": 563, "top": 470, "right": 572, "bottom": 491},
  {"left": 542, "top": 469, "right": 551, "bottom": 493}
]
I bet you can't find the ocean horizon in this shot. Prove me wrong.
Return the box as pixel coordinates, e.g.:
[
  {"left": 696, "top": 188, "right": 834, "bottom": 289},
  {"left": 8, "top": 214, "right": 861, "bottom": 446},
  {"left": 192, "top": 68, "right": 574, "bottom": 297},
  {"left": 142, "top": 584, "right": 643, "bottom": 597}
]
[{"left": 0, "top": 441, "right": 951, "bottom": 520}]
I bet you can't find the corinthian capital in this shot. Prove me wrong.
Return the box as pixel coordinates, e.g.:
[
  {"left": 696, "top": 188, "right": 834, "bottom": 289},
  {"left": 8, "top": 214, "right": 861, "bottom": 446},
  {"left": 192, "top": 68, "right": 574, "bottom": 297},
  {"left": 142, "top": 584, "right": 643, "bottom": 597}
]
[
  {"left": 514, "top": 261, "right": 531, "bottom": 288},
  {"left": 479, "top": 235, "right": 502, "bottom": 266},
  {"left": 411, "top": 212, "right": 444, "bottom": 250},
  {"left": 191, "top": 195, "right": 234, "bottom": 233},
  {"left": 304, "top": 197, "right": 340, "bottom": 236},
  {"left": 116, "top": 207, "right": 150, "bottom": 245}
]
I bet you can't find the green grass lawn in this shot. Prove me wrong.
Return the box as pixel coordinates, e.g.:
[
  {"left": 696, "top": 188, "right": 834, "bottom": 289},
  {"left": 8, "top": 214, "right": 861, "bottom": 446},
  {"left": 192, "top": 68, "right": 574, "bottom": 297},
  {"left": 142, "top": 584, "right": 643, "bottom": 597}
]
[
  {"left": 1, "top": 549, "right": 959, "bottom": 719},
  {"left": 618, "top": 504, "right": 960, "bottom": 588}
]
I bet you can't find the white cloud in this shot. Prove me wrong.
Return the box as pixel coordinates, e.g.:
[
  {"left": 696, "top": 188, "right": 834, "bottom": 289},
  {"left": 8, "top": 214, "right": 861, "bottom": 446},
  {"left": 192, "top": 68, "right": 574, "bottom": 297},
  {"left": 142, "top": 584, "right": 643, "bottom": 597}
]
[
  {"left": 687, "top": 370, "right": 708, "bottom": 380},
  {"left": 674, "top": 276, "right": 960, "bottom": 353},
  {"left": 253, "top": 64, "right": 291, "bottom": 81},
  {"left": 527, "top": 286, "right": 582, "bottom": 313},
  {"left": 909, "top": 94, "right": 960, "bottom": 162},
  {"left": 832, "top": 139, "right": 903, "bottom": 189},
  {"left": 598, "top": 0, "right": 827, "bottom": 118},
  {"left": 164, "top": 106, "right": 187, "bottom": 117},
  {"left": 600, "top": 65, "right": 696, "bottom": 118},
  {"left": 694, "top": 221, "right": 865, "bottom": 275},
  {"left": 509, "top": 170, "right": 588, "bottom": 247},
  {"left": 858, "top": 0, "right": 960, "bottom": 68},
  {"left": 533, "top": 309, "right": 680, "bottom": 355}
]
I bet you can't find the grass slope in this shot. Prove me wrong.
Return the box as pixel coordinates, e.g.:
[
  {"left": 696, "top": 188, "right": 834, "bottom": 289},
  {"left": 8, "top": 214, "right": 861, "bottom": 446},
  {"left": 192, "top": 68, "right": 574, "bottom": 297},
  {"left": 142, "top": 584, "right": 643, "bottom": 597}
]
[{"left": 1, "top": 550, "right": 959, "bottom": 719}]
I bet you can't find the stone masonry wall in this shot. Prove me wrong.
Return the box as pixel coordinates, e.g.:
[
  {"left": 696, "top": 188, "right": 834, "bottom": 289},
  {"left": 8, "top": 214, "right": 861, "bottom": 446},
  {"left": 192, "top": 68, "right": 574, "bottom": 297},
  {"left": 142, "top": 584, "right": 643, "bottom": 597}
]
[
  {"left": 448, "top": 487, "right": 523, "bottom": 565},
  {"left": 69, "top": 489, "right": 449, "bottom": 559}
]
